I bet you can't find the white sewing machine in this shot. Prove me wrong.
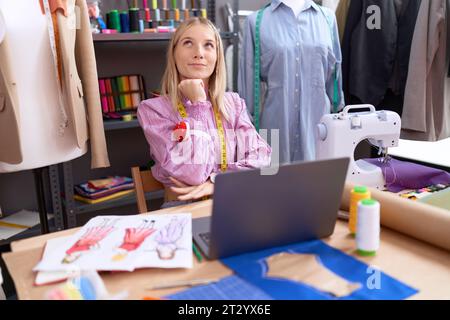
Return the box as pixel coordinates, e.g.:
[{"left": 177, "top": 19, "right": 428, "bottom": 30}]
[{"left": 316, "top": 105, "right": 401, "bottom": 190}]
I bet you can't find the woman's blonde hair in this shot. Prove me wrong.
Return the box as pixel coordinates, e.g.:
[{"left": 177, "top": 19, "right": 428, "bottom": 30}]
[{"left": 161, "top": 17, "right": 229, "bottom": 121}]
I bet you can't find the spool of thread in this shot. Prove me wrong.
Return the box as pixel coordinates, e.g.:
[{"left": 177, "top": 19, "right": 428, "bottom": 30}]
[
  {"left": 356, "top": 199, "right": 380, "bottom": 256},
  {"left": 174, "top": 8, "right": 180, "bottom": 21},
  {"left": 190, "top": 0, "right": 195, "bottom": 8},
  {"left": 183, "top": 9, "right": 189, "bottom": 20},
  {"left": 129, "top": 8, "right": 140, "bottom": 32},
  {"left": 120, "top": 12, "right": 130, "bottom": 33},
  {"left": 165, "top": 9, "right": 170, "bottom": 20},
  {"left": 143, "top": 0, "right": 148, "bottom": 9},
  {"left": 145, "top": 8, "right": 151, "bottom": 21},
  {"left": 172, "top": 0, "right": 177, "bottom": 8},
  {"left": 162, "top": 0, "right": 167, "bottom": 9},
  {"left": 105, "top": 12, "right": 110, "bottom": 27},
  {"left": 200, "top": 8, "right": 207, "bottom": 18},
  {"left": 192, "top": 9, "right": 199, "bottom": 17},
  {"left": 129, "top": 76, "right": 141, "bottom": 107},
  {"left": 168, "top": 19, "right": 174, "bottom": 27},
  {"left": 181, "top": 0, "right": 186, "bottom": 10},
  {"left": 139, "top": 19, "right": 145, "bottom": 33},
  {"left": 155, "top": 8, "right": 161, "bottom": 21},
  {"left": 152, "top": 0, "right": 158, "bottom": 9},
  {"left": 108, "top": 10, "right": 121, "bottom": 32},
  {"left": 349, "top": 186, "right": 371, "bottom": 236}
]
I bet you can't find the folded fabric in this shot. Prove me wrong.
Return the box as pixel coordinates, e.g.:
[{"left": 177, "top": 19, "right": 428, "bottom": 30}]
[
  {"left": 364, "top": 158, "right": 450, "bottom": 192},
  {"left": 74, "top": 190, "right": 134, "bottom": 204},
  {"left": 87, "top": 176, "right": 133, "bottom": 190},
  {"left": 74, "top": 176, "right": 134, "bottom": 199},
  {"left": 75, "top": 183, "right": 134, "bottom": 199}
]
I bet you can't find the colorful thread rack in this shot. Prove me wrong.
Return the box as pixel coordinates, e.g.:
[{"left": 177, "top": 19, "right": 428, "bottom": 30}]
[
  {"left": 103, "top": 0, "right": 208, "bottom": 34},
  {"left": 98, "top": 75, "right": 146, "bottom": 118}
]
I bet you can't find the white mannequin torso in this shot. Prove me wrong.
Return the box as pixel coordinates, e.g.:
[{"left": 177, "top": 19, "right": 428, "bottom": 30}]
[
  {"left": 0, "top": 11, "right": 5, "bottom": 43},
  {"left": 0, "top": 0, "right": 86, "bottom": 173},
  {"left": 280, "top": 0, "right": 306, "bottom": 17}
]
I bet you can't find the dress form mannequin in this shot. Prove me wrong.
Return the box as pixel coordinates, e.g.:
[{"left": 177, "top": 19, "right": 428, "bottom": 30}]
[
  {"left": 239, "top": 0, "right": 344, "bottom": 163},
  {"left": 0, "top": 0, "right": 86, "bottom": 173},
  {"left": 281, "top": 0, "right": 306, "bottom": 17},
  {"left": 0, "top": 11, "right": 4, "bottom": 43}
]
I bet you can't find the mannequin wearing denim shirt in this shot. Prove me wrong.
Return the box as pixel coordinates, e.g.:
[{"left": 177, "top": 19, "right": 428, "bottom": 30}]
[{"left": 239, "top": 0, "right": 344, "bottom": 163}]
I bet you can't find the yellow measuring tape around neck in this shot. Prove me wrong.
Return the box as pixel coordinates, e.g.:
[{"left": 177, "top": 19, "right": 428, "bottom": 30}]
[{"left": 177, "top": 101, "right": 227, "bottom": 172}]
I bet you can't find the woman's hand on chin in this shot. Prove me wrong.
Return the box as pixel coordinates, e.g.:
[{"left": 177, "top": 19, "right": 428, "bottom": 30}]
[{"left": 178, "top": 79, "right": 207, "bottom": 103}]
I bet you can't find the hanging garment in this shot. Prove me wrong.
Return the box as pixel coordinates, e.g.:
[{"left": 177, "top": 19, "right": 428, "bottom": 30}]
[
  {"left": 341, "top": 0, "right": 421, "bottom": 114},
  {"left": 401, "top": 0, "right": 450, "bottom": 141},
  {"left": 335, "top": 0, "right": 351, "bottom": 42},
  {"left": 239, "top": 0, "right": 344, "bottom": 163},
  {"left": 0, "top": 12, "right": 21, "bottom": 164},
  {"left": 0, "top": 0, "right": 109, "bottom": 169}
]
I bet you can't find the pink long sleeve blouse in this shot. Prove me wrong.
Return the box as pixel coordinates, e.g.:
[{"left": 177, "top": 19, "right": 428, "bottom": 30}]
[{"left": 137, "top": 92, "right": 272, "bottom": 187}]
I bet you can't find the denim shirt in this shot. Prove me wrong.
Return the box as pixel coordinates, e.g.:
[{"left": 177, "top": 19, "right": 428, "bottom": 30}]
[{"left": 239, "top": 0, "right": 344, "bottom": 163}]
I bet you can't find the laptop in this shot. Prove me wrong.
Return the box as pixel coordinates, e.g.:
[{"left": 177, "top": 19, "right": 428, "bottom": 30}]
[{"left": 193, "top": 157, "right": 350, "bottom": 260}]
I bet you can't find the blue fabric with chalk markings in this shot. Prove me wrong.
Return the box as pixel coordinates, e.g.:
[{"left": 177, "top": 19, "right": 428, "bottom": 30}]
[{"left": 220, "top": 240, "right": 418, "bottom": 300}]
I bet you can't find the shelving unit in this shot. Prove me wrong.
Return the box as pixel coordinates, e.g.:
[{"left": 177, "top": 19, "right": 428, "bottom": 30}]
[
  {"left": 93, "top": 31, "right": 233, "bottom": 42},
  {"left": 104, "top": 119, "right": 140, "bottom": 131},
  {"left": 50, "top": 0, "right": 240, "bottom": 229},
  {"left": 66, "top": 190, "right": 164, "bottom": 215}
]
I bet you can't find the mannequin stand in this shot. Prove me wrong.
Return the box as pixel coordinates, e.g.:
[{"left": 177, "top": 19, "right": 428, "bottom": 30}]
[{"left": 33, "top": 167, "right": 50, "bottom": 234}]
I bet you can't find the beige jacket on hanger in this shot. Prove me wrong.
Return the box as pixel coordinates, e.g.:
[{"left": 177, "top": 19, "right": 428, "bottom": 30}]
[
  {"left": 335, "top": 0, "right": 351, "bottom": 43},
  {"left": 401, "top": 0, "right": 450, "bottom": 141},
  {"left": 0, "top": 14, "right": 22, "bottom": 164},
  {"left": 0, "top": 0, "right": 109, "bottom": 168}
]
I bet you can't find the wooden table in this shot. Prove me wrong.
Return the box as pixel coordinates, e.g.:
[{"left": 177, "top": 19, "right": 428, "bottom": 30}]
[{"left": 2, "top": 200, "right": 450, "bottom": 300}]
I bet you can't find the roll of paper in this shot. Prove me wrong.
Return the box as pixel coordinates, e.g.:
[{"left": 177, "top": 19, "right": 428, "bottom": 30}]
[
  {"left": 123, "top": 76, "right": 133, "bottom": 109},
  {"left": 341, "top": 183, "right": 450, "bottom": 251},
  {"left": 116, "top": 77, "right": 127, "bottom": 109},
  {"left": 129, "top": 76, "right": 141, "bottom": 108},
  {"left": 98, "top": 79, "right": 108, "bottom": 113}
]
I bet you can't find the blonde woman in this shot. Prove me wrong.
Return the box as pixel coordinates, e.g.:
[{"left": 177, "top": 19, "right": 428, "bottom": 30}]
[{"left": 138, "top": 18, "right": 271, "bottom": 208}]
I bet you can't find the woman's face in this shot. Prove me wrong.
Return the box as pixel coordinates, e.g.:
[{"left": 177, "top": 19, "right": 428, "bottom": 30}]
[{"left": 174, "top": 24, "right": 217, "bottom": 84}]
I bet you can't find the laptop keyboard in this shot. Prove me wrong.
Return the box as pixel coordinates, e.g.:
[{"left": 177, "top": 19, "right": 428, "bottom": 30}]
[{"left": 199, "top": 232, "right": 211, "bottom": 245}]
